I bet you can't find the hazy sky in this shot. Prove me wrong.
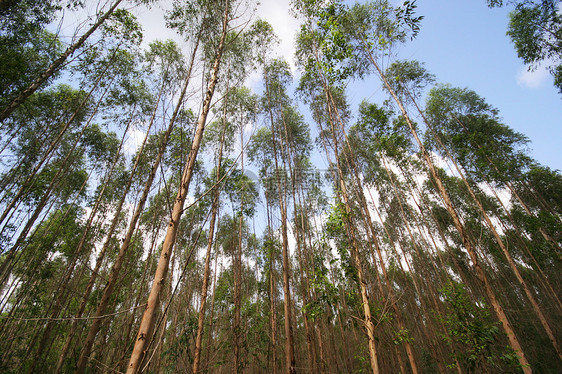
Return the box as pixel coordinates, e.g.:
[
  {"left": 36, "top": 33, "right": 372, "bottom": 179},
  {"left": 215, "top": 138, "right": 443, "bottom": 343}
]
[{"left": 130, "top": 0, "right": 561, "bottom": 171}]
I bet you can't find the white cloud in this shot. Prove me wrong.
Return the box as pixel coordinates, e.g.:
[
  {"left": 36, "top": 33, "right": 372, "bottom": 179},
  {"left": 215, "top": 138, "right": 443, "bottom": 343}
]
[
  {"left": 134, "top": 3, "right": 182, "bottom": 48},
  {"left": 124, "top": 128, "right": 147, "bottom": 155},
  {"left": 516, "top": 64, "right": 550, "bottom": 89},
  {"left": 246, "top": 1, "right": 302, "bottom": 90},
  {"left": 255, "top": 0, "right": 301, "bottom": 69}
]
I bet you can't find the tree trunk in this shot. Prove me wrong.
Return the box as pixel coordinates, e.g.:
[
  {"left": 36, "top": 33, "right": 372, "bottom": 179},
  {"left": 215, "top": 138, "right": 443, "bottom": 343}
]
[
  {"left": 263, "top": 67, "right": 296, "bottom": 374},
  {"left": 192, "top": 95, "right": 228, "bottom": 374},
  {"left": 125, "top": 4, "right": 229, "bottom": 371}
]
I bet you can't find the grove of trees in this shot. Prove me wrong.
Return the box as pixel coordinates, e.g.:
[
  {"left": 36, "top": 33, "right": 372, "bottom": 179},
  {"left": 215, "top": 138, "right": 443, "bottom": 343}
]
[{"left": 0, "top": 0, "right": 560, "bottom": 373}]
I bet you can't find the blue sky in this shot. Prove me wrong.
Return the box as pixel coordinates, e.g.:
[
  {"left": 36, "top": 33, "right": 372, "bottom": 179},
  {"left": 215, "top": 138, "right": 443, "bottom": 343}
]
[{"left": 393, "top": 0, "right": 562, "bottom": 171}]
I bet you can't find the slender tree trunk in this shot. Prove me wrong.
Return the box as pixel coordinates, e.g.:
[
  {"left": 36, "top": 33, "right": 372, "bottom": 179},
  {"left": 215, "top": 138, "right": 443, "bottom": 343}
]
[
  {"left": 263, "top": 67, "right": 296, "bottom": 374},
  {"left": 233, "top": 125, "right": 244, "bottom": 373},
  {"left": 125, "top": 5, "right": 230, "bottom": 371},
  {"left": 266, "top": 203, "right": 279, "bottom": 374},
  {"left": 192, "top": 97, "right": 228, "bottom": 374},
  {"left": 320, "top": 69, "right": 420, "bottom": 374},
  {"left": 204, "top": 240, "right": 220, "bottom": 371},
  {"left": 312, "top": 97, "right": 380, "bottom": 374}
]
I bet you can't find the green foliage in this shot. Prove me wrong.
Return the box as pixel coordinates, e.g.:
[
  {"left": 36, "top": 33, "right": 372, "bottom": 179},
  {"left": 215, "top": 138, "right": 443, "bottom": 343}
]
[
  {"left": 166, "top": 0, "right": 234, "bottom": 45},
  {"left": 205, "top": 158, "right": 259, "bottom": 217},
  {"left": 393, "top": 328, "right": 414, "bottom": 345},
  {"left": 488, "top": 0, "right": 562, "bottom": 94},
  {"left": 317, "top": 2, "right": 357, "bottom": 83},
  {"left": 304, "top": 254, "right": 339, "bottom": 321},
  {"left": 325, "top": 202, "right": 357, "bottom": 283},
  {"left": 102, "top": 8, "right": 143, "bottom": 46},
  {"left": 395, "top": 0, "right": 424, "bottom": 39},
  {"left": 508, "top": 1, "right": 562, "bottom": 93},
  {"left": 0, "top": 2, "right": 560, "bottom": 372},
  {"left": 0, "top": 29, "right": 63, "bottom": 110},
  {"left": 0, "top": 0, "right": 65, "bottom": 107},
  {"left": 425, "top": 84, "right": 532, "bottom": 184},
  {"left": 144, "top": 38, "right": 187, "bottom": 94},
  {"left": 349, "top": 100, "right": 414, "bottom": 187},
  {"left": 437, "top": 281, "right": 518, "bottom": 372},
  {"left": 246, "top": 19, "right": 279, "bottom": 65},
  {"left": 384, "top": 59, "right": 435, "bottom": 101}
]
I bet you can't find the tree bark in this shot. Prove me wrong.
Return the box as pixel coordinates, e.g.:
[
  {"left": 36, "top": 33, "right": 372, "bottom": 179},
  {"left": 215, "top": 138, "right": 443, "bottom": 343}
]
[
  {"left": 125, "top": 4, "right": 229, "bottom": 371},
  {"left": 192, "top": 94, "right": 228, "bottom": 374}
]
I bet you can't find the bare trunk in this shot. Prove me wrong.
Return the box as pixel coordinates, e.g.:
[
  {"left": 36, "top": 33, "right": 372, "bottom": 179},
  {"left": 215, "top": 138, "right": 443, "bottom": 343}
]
[
  {"left": 263, "top": 67, "right": 296, "bottom": 374},
  {"left": 192, "top": 97, "right": 228, "bottom": 373},
  {"left": 233, "top": 119, "right": 244, "bottom": 373},
  {"left": 204, "top": 241, "right": 220, "bottom": 371},
  {"left": 125, "top": 5, "right": 229, "bottom": 372}
]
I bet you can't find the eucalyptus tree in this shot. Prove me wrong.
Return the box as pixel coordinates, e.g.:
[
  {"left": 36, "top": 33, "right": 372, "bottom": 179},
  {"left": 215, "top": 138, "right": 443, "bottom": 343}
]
[
  {"left": 53, "top": 45, "right": 167, "bottom": 373},
  {"left": 0, "top": 20, "right": 145, "bottom": 277},
  {"left": 425, "top": 85, "right": 531, "bottom": 185},
  {"left": 231, "top": 88, "right": 259, "bottom": 372},
  {"left": 295, "top": 43, "right": 382, "bottom": 374},
  {"left": 0, "top": 0, "right": 155, "bottom": 121},
  {"left": 0, "top": 84, "right": 89, "bottom": 228},
  {"left": 203, "top": 23, "right": 261, "bottom": 368},
  {"left": 293, "top": 2, "right": 426, "bottom": 371},
  {"left": 0, "top": 122, "right": 123, "bottom": 373},
  {"left": 13, "top": 45, "right": 148, "bottom": 366},
  {"left": 213, "top": 163, "right": 258, "bottom": 371},
  {"left": 0, "top": 35, "right": 134, "bottom": 226},
  {"left": 0, "top": 204, "right": 86, "bottom": 371},
  {"left": 419, "top": 83, "right": 562, "bottom": 361},
  {"left": 0, "top": 11, "right": 145, "bottom": 286},
  {"left": 307, "top": 0, "right": 537, "bottom": 369},
  {"left": 0, "top": 0, "right": 65, "bottom": 112},
  {"left": 125, "top": 0, "right": 256, "bottom": 372},
  {"left": 385, "top": 57, "right": 562, "bottom": 363},
  {"left": 253, "top": 57, "right": 307, "bottom": 373},
  {"left": 0, "top": 92, "right": 124, "bottom": 289},
  {"left": 424, "top": 84, "right": 561, "bottom": 253},
  {"left": 349, "top": 100, "right": 482, "bottom": 372},
  {"left": 191, "top": 92, "right": 238, "bottom": 373}
]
